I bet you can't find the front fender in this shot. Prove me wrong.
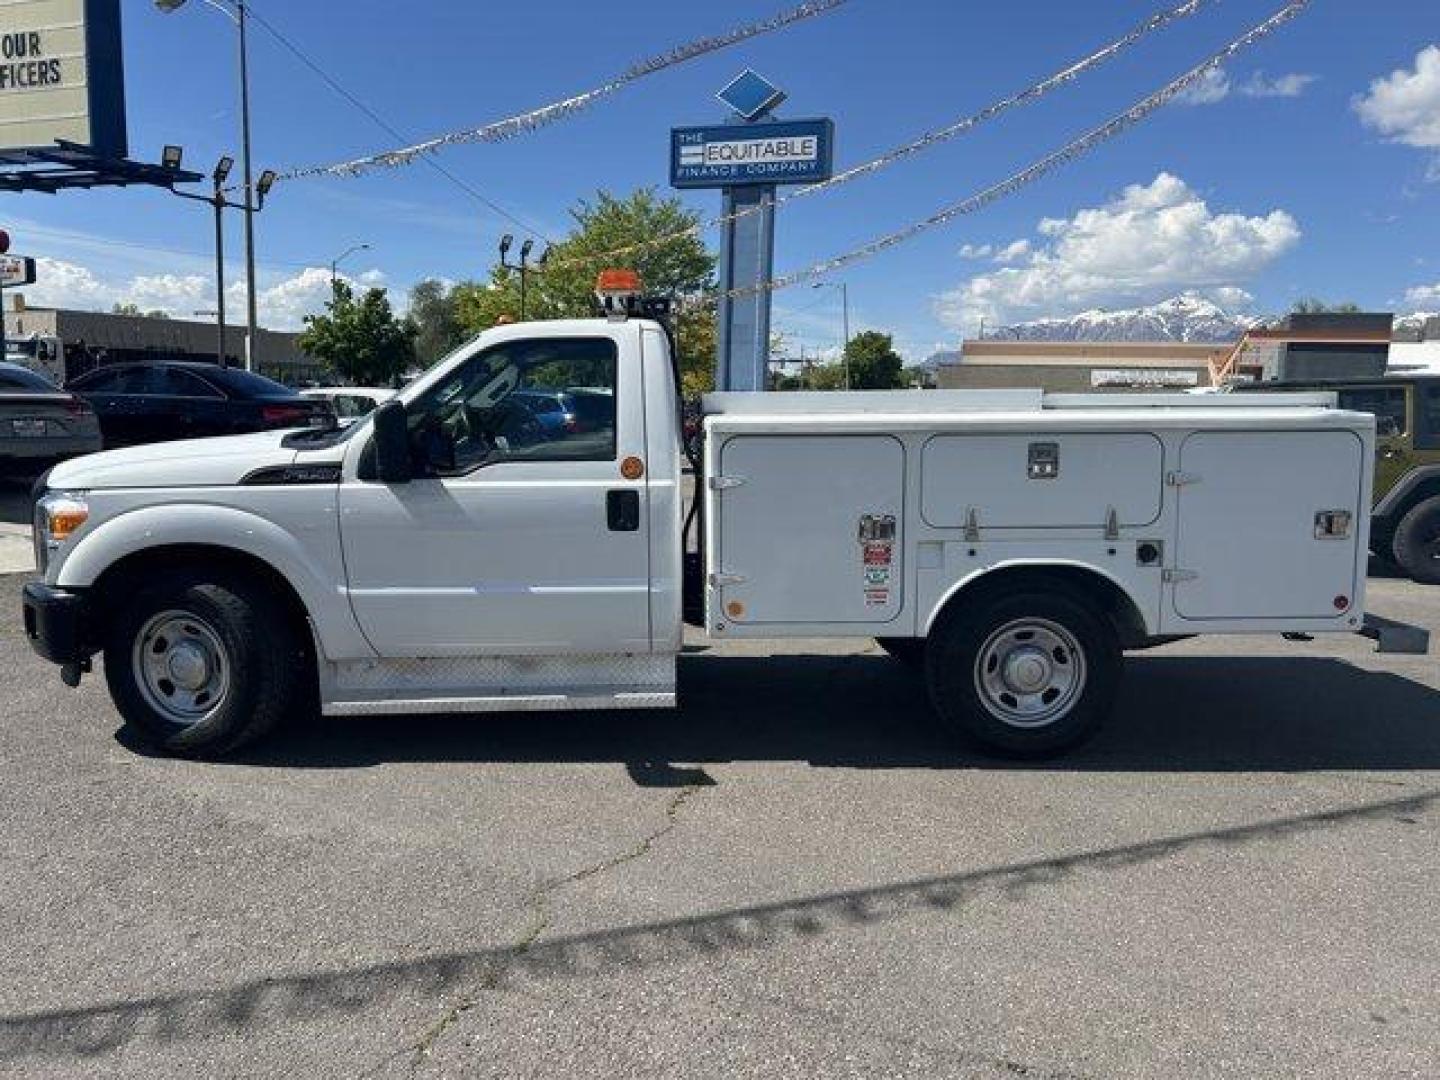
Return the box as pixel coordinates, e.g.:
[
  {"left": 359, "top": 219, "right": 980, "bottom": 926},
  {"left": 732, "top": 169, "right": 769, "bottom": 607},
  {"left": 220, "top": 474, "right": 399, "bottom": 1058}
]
[{"left": 56, "top": 501, "right": 375, "bottom": 661}]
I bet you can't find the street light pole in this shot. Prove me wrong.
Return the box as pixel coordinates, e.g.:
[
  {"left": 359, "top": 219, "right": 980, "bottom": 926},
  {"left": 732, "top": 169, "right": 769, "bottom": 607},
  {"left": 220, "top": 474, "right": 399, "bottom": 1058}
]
[
  {"left": 154, "top": 0, "right": 260, "bottom": 370},
  {"left": 329, "top": 243, "right": 371, "bottom": 295},
  {"left": 235, "top": 0, "right": 259, "bottom": 371},
  {"left": 813, "top": 280, "right": 852, "bottom": 389}
]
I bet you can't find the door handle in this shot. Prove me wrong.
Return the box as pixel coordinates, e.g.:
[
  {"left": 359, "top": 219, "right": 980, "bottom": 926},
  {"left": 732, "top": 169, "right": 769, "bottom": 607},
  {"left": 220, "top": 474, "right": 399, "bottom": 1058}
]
[{"left": 606, "top": 489, "right": 640, "bottom": 532}]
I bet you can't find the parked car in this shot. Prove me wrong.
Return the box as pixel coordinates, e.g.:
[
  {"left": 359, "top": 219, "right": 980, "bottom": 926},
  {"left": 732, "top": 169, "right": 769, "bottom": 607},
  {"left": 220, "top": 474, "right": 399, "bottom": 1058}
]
[
  {"left": 1233, "top": 375, "right": 1440, "bottom": 582},
  {"left": 67, "top": 362, "right": 334, "bottom": 449},
  {"left": 0, "top": 362, "right": 102, "bottom": 477},
  {"left": 301, "top": 387, "right": 396, "bottom": 425},
  {"left": 510, "top": 388, "right": 581, "bottom": 440}
]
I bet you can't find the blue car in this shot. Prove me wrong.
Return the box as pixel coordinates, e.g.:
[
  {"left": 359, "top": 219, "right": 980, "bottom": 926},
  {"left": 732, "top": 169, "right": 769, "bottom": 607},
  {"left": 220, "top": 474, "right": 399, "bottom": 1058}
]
[{"left": 510, "top": 389, "right": 579, "bottom": 440}]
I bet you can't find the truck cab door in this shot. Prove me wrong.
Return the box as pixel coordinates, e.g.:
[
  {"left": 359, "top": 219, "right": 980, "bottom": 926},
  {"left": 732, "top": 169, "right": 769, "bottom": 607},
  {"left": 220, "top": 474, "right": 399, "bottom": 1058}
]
[{"left": 337, "top": 330, "right": 653, "bottom": 657}]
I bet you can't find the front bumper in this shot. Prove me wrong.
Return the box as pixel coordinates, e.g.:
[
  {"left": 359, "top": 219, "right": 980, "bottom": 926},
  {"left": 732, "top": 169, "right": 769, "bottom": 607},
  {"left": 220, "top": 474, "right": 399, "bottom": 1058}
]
[{"left": 21, "top": 582, "right": 90, "bottom": 665}]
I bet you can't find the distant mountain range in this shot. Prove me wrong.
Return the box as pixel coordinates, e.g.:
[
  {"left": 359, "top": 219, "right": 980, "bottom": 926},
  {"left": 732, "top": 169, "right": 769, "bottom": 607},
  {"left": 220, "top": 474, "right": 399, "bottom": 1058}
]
[
  {"left": 986, "top": 294, "right": 1254, "bottom": 344},
  {"left": 924, "top": 295, "right": 1439, "bottom": 368}
]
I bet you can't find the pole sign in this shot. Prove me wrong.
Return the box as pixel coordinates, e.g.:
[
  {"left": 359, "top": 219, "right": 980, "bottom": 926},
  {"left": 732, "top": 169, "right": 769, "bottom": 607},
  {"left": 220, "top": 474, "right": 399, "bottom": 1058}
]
[
  {"left": 670, "top": 118, "right": 834, "bottom": 189},
  {"left": 0, "top": 0, "right": 127, "bottom": 156},
  {"left": 0, "top": 254, "right": 35, "bottom": 286}
]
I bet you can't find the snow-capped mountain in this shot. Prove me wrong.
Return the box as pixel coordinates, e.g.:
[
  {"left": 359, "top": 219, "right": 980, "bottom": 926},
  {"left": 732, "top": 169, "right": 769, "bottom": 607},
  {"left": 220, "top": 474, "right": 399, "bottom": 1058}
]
[{"left": 991, "top": 294, "right": 1253, "bottom": 344}]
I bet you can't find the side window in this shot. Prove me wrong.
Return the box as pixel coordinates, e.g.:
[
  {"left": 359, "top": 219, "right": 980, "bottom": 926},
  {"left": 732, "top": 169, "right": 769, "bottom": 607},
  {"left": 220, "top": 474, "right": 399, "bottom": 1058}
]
[
  {"left": 74, "top": 368, "right": 129, "bottom": 393},
  {"left": 337, "top": 394, "right": 377, "bottom": 419},
  {"left": 407, "top": 337, "right": 618, "bottom": 475},
  {"left": 162, "top": 370, "right": 225, "bottom": 398},
  {"left": 1337, "top": 387, "right": 1408, "bottom": 438},
  {"left": 1418, "top": 384, "right": 1440, "bottom": 450}
]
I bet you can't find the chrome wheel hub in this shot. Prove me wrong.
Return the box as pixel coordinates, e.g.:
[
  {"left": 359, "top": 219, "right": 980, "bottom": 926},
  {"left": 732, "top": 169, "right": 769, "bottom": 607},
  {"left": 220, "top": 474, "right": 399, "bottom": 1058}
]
[
  {"left": 132, "top": 611, "right": 230, "bottom": 727},
  {"left": 975, "top": 618, "right": 1087, "bottom": 729}
]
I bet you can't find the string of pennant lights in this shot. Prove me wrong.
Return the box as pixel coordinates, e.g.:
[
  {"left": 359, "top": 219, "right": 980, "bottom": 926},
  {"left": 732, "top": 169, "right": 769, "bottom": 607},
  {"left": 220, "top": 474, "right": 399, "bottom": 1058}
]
[
  {"left": 722, "top": 0, "right": 1311, "bottom": 300},
  {"left": 279, "top": 0, "right": 851, "bottom": 182},
  {"left": 547, "top": 0, "right": 1220, "bottom": 272}
]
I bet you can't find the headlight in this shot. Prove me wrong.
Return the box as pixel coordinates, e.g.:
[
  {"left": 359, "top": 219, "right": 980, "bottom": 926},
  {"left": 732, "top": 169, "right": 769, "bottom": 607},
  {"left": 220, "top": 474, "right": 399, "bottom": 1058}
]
[{"left": 34, "top": 492, "right": 88, "bottom": 575}]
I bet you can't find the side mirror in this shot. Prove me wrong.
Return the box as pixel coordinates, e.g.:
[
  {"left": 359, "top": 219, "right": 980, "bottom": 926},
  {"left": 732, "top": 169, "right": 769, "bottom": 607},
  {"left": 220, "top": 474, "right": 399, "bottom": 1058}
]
[{"left": 371, "top": 399, "right": 412, "bottom": 484}]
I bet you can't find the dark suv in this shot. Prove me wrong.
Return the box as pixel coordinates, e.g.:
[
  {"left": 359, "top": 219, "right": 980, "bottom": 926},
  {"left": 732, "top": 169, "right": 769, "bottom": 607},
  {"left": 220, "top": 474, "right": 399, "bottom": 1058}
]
[{"left": 1234, "top": 376, "right": 1440, "bottom": 583}]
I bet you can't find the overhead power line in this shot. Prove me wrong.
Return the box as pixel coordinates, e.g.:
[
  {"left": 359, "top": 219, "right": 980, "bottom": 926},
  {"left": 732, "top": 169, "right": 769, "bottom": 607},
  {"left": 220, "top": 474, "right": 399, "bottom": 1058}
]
[
  {"left": 730, "top": 0, "right": 1312, "bottom": 298},
  {"left": 245, "top": 3, "right": 555, "bottom": 242},
  {"left": 279, "top": 0, "right": 851, "bottom": 181},
  {"left": 547, "top": 0, "right": 1222, "bottom": 271}
]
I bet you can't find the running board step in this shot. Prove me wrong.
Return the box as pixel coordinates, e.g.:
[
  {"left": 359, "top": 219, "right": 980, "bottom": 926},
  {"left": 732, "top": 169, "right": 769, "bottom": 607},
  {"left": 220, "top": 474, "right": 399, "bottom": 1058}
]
[
  {"left": 1359, "top": 614, "right": 1430, "bottom": 655},
  {"left": 325, "top": 690, "right": 675, "bottom": 717}
]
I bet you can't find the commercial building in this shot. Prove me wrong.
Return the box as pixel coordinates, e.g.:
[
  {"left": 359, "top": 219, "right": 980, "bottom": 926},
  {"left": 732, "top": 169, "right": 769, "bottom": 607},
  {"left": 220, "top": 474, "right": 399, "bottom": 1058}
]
[
  {"left": 936, "top": 312, "right": 1399, "bottom": 392},
  {"left": 935, "top": 341, "right": 1230, "bottom": 392},
  {"left": 2, "top": 299, "right": 322, "bottom": 384}
]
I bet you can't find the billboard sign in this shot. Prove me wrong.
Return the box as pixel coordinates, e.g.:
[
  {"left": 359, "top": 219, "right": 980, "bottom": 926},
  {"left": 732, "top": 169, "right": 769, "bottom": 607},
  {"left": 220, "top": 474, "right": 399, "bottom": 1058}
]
[
  {"left": 1090, "top": 368, "right": 1200, "bottom": 389},
  {"left": 670, "top": 118, "right": 834, "bottom": 189},
  {"left": 0, "top": 254, "right": 35, "bottom": 285},
  {"left": 0, "top": 0, "right": 126, "bottom": 156}
]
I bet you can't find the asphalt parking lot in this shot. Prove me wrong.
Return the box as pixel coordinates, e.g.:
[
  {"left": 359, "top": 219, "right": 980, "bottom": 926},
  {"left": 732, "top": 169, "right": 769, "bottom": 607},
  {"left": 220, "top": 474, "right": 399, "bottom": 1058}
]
[{"left": 1, "top": 568, "right": 1438, "bottom": 1079}]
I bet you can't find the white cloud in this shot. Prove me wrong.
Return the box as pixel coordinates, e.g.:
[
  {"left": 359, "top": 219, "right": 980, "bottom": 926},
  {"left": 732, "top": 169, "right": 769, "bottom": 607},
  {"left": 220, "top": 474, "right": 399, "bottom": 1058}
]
[
  {"left": 1405, "top": 281, "right": 1440, "bottom": 309},
  {"left": 1175, "top": 67, "right": 1316, "bottom": 105},
  {"left": 934, "top": 173, "right": 1300, "bottom": 332},
  {"left": 1239, "top": 71, "right": 1317, "bottom": 98},
  {"left": 18, "top": 257, "right": 388, "bottom": 330},
  {"left": 958, "top": 243, "right": 993, "bottom": 259},
  {"left": 1355, "top": 45, "right": 1440, "bottom": 175},
  {"left": 1175, "top": 67, "right": 1231, "bottom": 105},
  {"left": 992, "top": 239, "right": 1031, "bottom": 264}
]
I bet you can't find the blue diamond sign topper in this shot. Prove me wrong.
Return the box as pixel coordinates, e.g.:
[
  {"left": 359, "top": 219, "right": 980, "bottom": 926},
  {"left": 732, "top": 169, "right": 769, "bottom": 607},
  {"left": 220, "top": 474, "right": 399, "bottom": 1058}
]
[{"left": 717, "top": 69, "right": 787, "bottom": 122}]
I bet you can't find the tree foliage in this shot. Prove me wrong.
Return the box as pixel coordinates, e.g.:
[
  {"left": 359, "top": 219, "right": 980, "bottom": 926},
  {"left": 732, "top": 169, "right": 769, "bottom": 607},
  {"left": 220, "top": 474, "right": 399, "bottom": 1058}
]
[
  {"left": 298, "top": 281, "right": 416, "bottom": 386},
  {"left": 843, "top": 331, "right": 905, "bottom": 389},
  {"left": 408, "top": 278, "right": 468, "bottom": 365},
  {"left": 1291, "top": 298, "right": 1362, "bottom": 314},
  {"left": 455, "top": 188, "right": 718, "bottom": 394}
]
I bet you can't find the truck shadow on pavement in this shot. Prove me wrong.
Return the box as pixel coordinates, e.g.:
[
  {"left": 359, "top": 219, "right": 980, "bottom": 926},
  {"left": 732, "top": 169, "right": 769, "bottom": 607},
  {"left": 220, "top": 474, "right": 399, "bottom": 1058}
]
[
  {"left": 2, "top": 784, "right": 1435, "bottom": 1065},
  {"left": 209, "top": 652, "right": 1440, "bottom": 773}
]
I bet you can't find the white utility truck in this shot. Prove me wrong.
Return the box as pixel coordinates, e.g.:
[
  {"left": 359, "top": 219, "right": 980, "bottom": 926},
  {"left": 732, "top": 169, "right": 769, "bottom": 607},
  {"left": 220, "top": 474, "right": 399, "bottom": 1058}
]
[{"left": 21, "top": 277, "right": 1428, "bottom": 759}]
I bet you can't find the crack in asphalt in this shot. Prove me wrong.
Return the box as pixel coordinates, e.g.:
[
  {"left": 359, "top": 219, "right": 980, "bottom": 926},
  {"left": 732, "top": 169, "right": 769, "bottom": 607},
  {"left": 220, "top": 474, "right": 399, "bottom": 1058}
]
[{"left": 406, "top": 783, "right": 702, "bottom": 1074}]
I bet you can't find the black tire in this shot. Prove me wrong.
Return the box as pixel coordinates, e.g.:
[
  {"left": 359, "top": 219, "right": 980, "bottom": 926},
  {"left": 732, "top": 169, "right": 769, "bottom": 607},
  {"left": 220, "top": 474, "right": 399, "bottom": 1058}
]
[
  {"left": 1392, "top": 496, "right": 1440, "bottom": 585},
  {"left": 875, "top": 636, "right": 926, "bottom": 670},
  {"left": 103, "top": 569, "right": 302, "bottom": 758},
  {"left": 925, "top": 588, "right": 1121, "bottom": 757}
]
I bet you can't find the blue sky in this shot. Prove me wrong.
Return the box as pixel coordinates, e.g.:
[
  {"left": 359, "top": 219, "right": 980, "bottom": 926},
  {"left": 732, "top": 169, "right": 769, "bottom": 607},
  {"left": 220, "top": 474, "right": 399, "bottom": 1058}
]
[{"left": 10, "top": 0, "right": 1440, "bottom": 361}]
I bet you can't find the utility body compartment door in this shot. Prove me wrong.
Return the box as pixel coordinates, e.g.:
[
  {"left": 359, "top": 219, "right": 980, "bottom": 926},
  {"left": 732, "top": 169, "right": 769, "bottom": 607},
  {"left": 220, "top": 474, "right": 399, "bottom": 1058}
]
[
  {"left": 1171, "top": 430, "right": 1365, "bottom": 620},
  {"left": 711, "top": 434, "right": 904, "bottom": 626},
  {"left": 920, "top": 433, "right": 1163, "bottom": 529}
]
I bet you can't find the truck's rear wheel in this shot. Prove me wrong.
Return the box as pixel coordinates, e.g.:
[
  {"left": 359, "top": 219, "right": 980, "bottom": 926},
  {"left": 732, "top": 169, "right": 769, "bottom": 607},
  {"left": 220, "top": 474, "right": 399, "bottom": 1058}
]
[
  {"left": 1392, "top": 496, "right": 1440, "bottom": 585},
  {"left": 925, "top": 589, "right": 1120, "bottom": 757},
  {"left": 104, "top": 569, "right": 301, "bottom": 758}
]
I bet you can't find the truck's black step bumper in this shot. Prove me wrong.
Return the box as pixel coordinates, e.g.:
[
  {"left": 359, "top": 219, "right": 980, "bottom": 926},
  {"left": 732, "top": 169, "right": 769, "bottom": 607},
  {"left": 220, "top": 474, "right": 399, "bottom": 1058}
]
[
  {"left": 22, "top": 582, "right": 89, "bottom": 666},
  {"left": 1360, "top": 613, "right": 1431, "bottom": 656}
]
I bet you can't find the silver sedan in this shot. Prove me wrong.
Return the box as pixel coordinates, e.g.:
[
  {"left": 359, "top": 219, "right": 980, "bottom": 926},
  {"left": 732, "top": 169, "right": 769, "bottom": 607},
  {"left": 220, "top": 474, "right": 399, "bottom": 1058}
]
[{"left": 0, "top": 361, "right": 103, "bottom": 477}]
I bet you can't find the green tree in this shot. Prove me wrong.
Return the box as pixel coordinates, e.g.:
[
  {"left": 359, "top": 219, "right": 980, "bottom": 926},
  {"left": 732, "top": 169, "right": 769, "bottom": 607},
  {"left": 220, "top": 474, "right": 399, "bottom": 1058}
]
[
  {"left": 1292, "top": 298, "right": 1361, "bottom": 314},
  {"left": 843, "top": 331, "right": 905, "bottom": 389},
  {"left": 456, "top": 188, "right": 718, "bottom": 393},
  {"left": 408, "top": 278, "right": 468, "bottom": 364},
  {"left": 299, "top": 281, "right": 417, "bottom": 386}
]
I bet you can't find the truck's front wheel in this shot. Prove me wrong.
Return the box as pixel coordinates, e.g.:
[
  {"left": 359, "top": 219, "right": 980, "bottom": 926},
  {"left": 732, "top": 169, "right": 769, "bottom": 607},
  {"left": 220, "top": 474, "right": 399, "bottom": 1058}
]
[
  {"left": 925, "top": 590, "right": 1120, "bottom": 757},
  {"left": 104, "top": 570, "right": 302, "bottom": 758}
]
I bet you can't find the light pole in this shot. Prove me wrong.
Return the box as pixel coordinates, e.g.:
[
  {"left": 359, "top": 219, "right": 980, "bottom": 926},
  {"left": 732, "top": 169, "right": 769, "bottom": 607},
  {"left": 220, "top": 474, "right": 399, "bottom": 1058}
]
[
  {"left": 499, "top": 235, "right": 548, "bottom": 320},
  {"left": 168, "top": 152, "right": 234, "bottom": 367},
  {"left": 330, "top": 243, "right": 371, "bottom": 295},
  {"left": 155, "top": 0, "right": 262, "bottom": 371},
  {"left": 812, "top": 281, "right": 851, "bottom": 389}
]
